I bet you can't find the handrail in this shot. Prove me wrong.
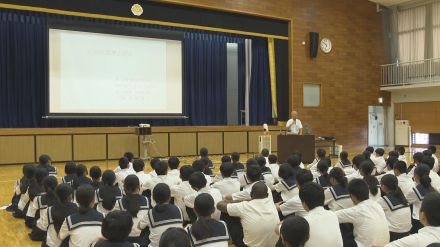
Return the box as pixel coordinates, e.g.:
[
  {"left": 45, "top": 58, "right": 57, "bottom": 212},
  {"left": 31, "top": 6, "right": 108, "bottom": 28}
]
[{"left": 381, "top": 58, "right": 440, "bottom": 87}]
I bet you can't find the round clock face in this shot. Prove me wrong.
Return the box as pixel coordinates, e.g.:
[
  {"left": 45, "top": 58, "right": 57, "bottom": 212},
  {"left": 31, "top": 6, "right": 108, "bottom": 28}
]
[{"left": 320, "top": 38, "right": 332, "bottom": 53}]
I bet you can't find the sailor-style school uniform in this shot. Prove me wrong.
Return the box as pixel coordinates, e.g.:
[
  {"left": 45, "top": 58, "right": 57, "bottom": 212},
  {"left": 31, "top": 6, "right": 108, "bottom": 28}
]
[
  {"left": 26, "top": 192, "right": 47, "bottom": 228},
  {"left": 115, "top": 196, "right": 150, "bottom": 246},
  {"left": 314, "top": 175, "right": 332, "bottom": 188},
  {"left": 309, "top": 158, "right": 320, "bottom": 173},
  {"left": 261, "top": 166, "right": 275, "bottom": 190},
  {"left": 61, "top": 175, "right": 76, "bottom": 187},
  {"left": 171, "top": 181, "right": 195, "bottom": 222},
  {"left": 238, "top": 173, "right": 254, "bottom": 189},
  {"left": 232, "top": 162, "right": 245, "bottom": 179},
  {"left": 324, "top": 184, "right": 353, "bottom": 211},
  {"left": 95, "top": 186, "right": 124, "bottom": 214},
  {"left": 29, "top": 193, "right": 57, "bottom": 240},
  {"left": 273, "top": 177, "right": 298, "bottom": 201},
  {"left": 8, "top": 178, "right": 22, "bottom": 211},
  {"left": 186, "top": 220, "right": 229, "bottom": 247},
  {"left": 405, "top": 184, "right": 436, "bottom": 232},
  {"left": 184, "top": 187, "right": 223, "bottom": 220},
  {"left": 138, "top": 204, "right": 184, "bottom": 247},
  {"left": 59, "top": 209, "right": 105, "bottom": 247},
  {"left": 41, "top": 203, "right": 78, "bottom": 247},
  {"left": 91, "top": 240, "right": 140, "bottom": 247},
  {"left": 377, "top": 193, "right": 411, "bottom": 241},
  {"left": 211, "top": 177, "right": 241, "bottom": 197},
  {"left": 334, "top": 160, "right": 352, "bottom": 169},
  {"left": 15, "top": 189, "right": 30, "bottom": 218}
]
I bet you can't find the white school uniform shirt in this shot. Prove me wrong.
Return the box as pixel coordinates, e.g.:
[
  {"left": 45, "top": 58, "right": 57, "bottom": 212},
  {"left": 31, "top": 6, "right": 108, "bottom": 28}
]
[
  {"left": 346, "top": 169, "right": 362, "bottom": 182},
  {"left": 227, "top": 196, "right": 280, "bottom": 247},
  {"left": 135, "top": 171, "right": 150, "bottom": 193},
  {"left": 407, "top": 164, "right": 417, "bottom": 177},
  {"left": 398, "top": 155, "right": 407, "bottom": 163},
  {"left": 432, "top": 154, "right": 439, "bottom": 173},
  {"left": 273, "top": 178, "right": 298, "bottom": 201},
  {"left": 324, "top": 185, "right": 354, "bottom": 211},
  {"left": 262, "top": 169, "right": 275, "bottom": 190},
  {"left": 405, "top": 184, "right": 436, "bottom": 220},
  {"left": 384, "top": 226, "right": 440, "bottom": 247},
  {"left": 231, "top": 181, "right": 273, "bottom": 202},
  {"left": 268, "top": 163, "right": 280, "bottom": 181},
  {"left": 95, "top": 187, "right": 124, "bottom": 214},
  {"left": 184, "top": 187, "right": 223, "bottom": 220},
  {"left": 18, "top": 190, "right": 30, "bottom": 211},
  {"left": 114, "top": 162, "right": 134, "bottom": 173},
  {"left": 429, "top": 170, "right": 440, "bottom": 191},
  {"left": 26, "top": 193, "right": 42, "bottom": 218},
  {"left": 115, "top": 168, "right": 136, "bottom": 190},
  {"left": 211, "top": 177, "right": 240, "bottom": 197},
  {"left": 279, "top": 194, "right": 308, "bottom": 217},
  {"left": 171, "top": 181, "right": 195, "bottom": 221},
  {"left": 374, "top": 156, "right": 387, "bottom": 174},
  {"left": 114, "top": 196, "right": 150, "bottom": 238},
  {"left": 303, "top": 206, "right": 343, "bottom": 247},
  {"left": 13, "top": 179, "right": 21, "bottom": 196},
  {"left": 376, "top": 169, "right": 394, "bottom": 181},
  {"left": 167, "top": 169, "right": 182, "bottom": 184},
  {"left": 396, "top": 173, "right": 415, "bottom": 195},
  {"left": 336, "top": 199, "right": 390, "bottom": 247},
  {"left": 308, "top": 158, "right": 320, "bottom": 173},
  {"left": 59, "top": 209, "right": 104, "bottom": 247},
  {"left": 39, "top": 207, "right": 60, "bottom": 247},
  {"left": 377, "top": 195, "right": 412, "bottom": 233},
  {"left": 185, "top": 220, "right": 229, "bottom": 247},
  {"left": 142, "top": 175, "right": 180, "bottom": 195},
  {"left": 286, "top": 118, "right": 302, "bottom": 134}
]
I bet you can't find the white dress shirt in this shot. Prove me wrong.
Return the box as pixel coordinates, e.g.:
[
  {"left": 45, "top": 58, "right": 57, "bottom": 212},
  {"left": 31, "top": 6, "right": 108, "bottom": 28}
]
[
  {"left": 273, "top": 179, "right": 299, "bottom": 201},
  {"left": 303, "top": 206, "right": 343, "bottom": 247},
  {"left": 336, "top": 199, "right": 390, "bottom": 247},
  {"left": 286, "top": 118, "right": 303, "bottom": 134},
  {"left": 433, "top": 154, "right": 439, "bottom": 173},
  {"left": 268, "top": 163, "right": 280, "bottom": 181},
  {"left": 346, "top": 170, "right": 362, "bottom": 182},
  {"left": 171, "top": 181, "right": 195, "bottom": 221},
  {"left": 184, "top": 187, "right": 223, "bottom": 220},
  {"left": 211, "top": 177, "right": 240, "bottom": 197},
  {"left": 396, "top": 174, "right": 415, "bottom": 196},
  {"left": 398, "top": 155, "right": 407, "bottom": 164},
  {"left": 136, "top": 171, "right": 150, "bottom": 193},
  {"left": 115, "top": 168, "right": 136, "bottom": 190},
  {"left": 377, "top": 196, "right": 412, "bottom": 233},
  {"left": 324, "top": 186, "right": 354, "bottom": 211},
  {"left": 279, "top": 194, "right": 308, "bottom": 217},
  {"left": 429, "top": 170, "right": 440, "bottom": 191},
  {"left": 385, "top": 226, "right": 440, "bottom": 247},
  {"left": 374, "top": 156, "right": 387, "bottom": 174}
]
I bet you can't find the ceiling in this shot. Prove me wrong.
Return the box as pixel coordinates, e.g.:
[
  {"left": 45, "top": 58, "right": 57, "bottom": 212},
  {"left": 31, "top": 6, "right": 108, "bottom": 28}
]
[{"left": 368, "top": 0, "right": 416, "bottom": 7}]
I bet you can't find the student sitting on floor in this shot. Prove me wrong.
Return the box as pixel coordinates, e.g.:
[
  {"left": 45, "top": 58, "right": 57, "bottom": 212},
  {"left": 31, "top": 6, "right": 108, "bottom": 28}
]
[
  {"left": 114, "top": 152, "right": 135, "bottom": 173},
  {"left": 359, "top": 161, "right": 381, "bottom": 201},
  {"left": 199, "top": 147, "right": 214, "bottom": 175},
  {"left": 167, "top": 156, "right": 182, "bottom": 185},
  {"left": 407, "top": 152, "right": 423, "bottom": 177},
  {"left": 59, "top": 184, "right": 104, "bottom": 247},
  {"left": 274, "top": 164, "right": 298, "bottom": 202},
  {"left": 228, "top": 165, "right": 263, "bottom": 202},
  {"left": 159, "top": 228, "right": 191, "bottom": 247},
  {"left": 171, "top": 165, "right": 195, "bottom": 223},
  {"left": 237, "top": 158, "right": 258, "bottom": 189},
  {"left": 373, "top": 148, "right": 387, "bottom": 175},
  {"left": 212, "top": 156, "right": 232, "bottom": 183},
  {"left": 147, "top": 158, "right": 160, "bottom": 178},
  {"left": 309, "top": 148, "right": 326, "bottom": 173},
  {"left": 7, "top": 164, "right": 34, "bottom": 212},
  {"left": 25, "top": 168, "right": 49, "bottom": 227},
  {"left": 133, "top": 159, "right": 150, "bottom": 195},
  {"left": 115, "top": 157, "right": 136, "bottom": 191},
  {"left": 72, "top": 164, "right": 92, "bottom": 190},
  {"left": 346, "top": 154, "right": 366, "bottom": 182},
  {"left": 212, "top": 162, "right": 240, "bottom": 197},
  {"left": 277, "top": 216, "right": 310, "bottom": 247},
  {"left": 377, "top": 156, "right": 398, "bottom": 181},
  {"left": 143, "top": 161, "right": 180, "bottom": 206},
  {"left": 256, "top": 156, "right": 275, "bottom": 190},
  {"left": 13, "top": 164, "right": 36, "bottom": 218},
  {"left": 138, "top": 183, "right": 184, "bottom": 247},
  {"left": 90, "top": 166, "right": 102, "bottom": 190},
  {"left": 334, "top": 151, "right": 352, "bottom": 171},
  {"left": 393, "top": 160, "right": 415, "bottom": 196},
  {"left": 315, "top": 160, "right": 332, "bottom": 188},
  {"left": 186, "top": 193, "right": 229, "bottom": 247},
  {"left": 192, "top": 159, "right": 213, "bottom": 186},
  {"left": 95, "top": 170, "right": 123, "bottom": 214},
  {"left": 91, "top": 211, "right": 140, "bottom": 247},
  {"left": 37, "top": 154, "right": 57, "bottom": 177},
  {"left": 397, "top": 146, "right": 407, "bottom": 163},
  {"left": 230, "top": 152, "right": 245, "bottom": 179},
  {"left": 268, "top": 154, "right": 280, "bottom": 182},
  {"left": 428, "top": 145, "right": 439, "bottom": 173},
  {"left": 61, "top": 161, "right": 77, "bottom": 187},
  {"left": 324, "top": 167, "right": 353, "bottom": 211},
  {"left": 421, "top": 155, "right": 440, "bottom": 191}
]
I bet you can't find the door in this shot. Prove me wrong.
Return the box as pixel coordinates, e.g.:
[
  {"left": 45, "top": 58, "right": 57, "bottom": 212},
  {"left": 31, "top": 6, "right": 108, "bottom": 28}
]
[{"left": 368, "top": 106, "right": 385, "bottom": 146}]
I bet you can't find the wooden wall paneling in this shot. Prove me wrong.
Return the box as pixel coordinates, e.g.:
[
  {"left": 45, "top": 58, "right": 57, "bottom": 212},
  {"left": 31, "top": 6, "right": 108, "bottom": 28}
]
[
  {"left": 395, "top": 102, "right": 440, "bottom": 133},
  {"left": 36, "top": 135, "right": 72, "bottom": 162},
  {"left": 270, "top": 131, "right": 279, "bottom": 152},
  {"left": 141, "top": 133, "right": 170, "bottom": 158},
  {"left": 169, "top": 133, "right": 197, "bottom": 156},
  {"left": 107, "top": 134, "right": 139, "bottom": 159},
  {"left": 73, "top": 134, "right": 107, "bottom": 161},
  {"left": 248, "top": 131, "right": 264, "bottom": 154},
  {"left": 223, "top": 132, "right": 247, "bottom": 154},
  {"left": 0, "top": 136, "right": 35, "bottom": 165},
  {"left": 197, "top": 132, "right": 223, "bottom": 155}
]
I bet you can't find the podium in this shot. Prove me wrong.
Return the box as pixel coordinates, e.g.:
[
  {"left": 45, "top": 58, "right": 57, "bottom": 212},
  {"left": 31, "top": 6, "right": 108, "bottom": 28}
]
[
  {"left": 135, "top": 125, "right": 152, "bottom": 160},
  {"left": 277, "top": 135, "right": 315, "bottom": 164}
]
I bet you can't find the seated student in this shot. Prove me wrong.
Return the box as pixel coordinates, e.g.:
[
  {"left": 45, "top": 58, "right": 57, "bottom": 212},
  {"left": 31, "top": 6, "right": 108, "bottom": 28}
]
[
  {"left": 421, "top": 155, "right": 440, "bottom": 191},
  {"left": 314, "top": 160, "right": 332, "bottom": 188},
  {"left": 212, "top": 162, "right": 240, "bottom": 197},
  {"left": 309, "top": 148, "right": 326, "bottom": 173},
  {"left": 7, "top": 164, "right": 34, "bottom": 212},
  {"left": 336, "top": 179, "right": 390, "bottom": 247},
  {"left": 393, "top": 160, "right": 415, "bottom": 196},
  {"left": 91, "top": 211, "right": 138, "bottom": 247},
  {"left": 167, "top": 157, "right": 182, "bottom": 185},
  {"left": 334, "top": 151, "right": 352, "bottom": 170},
  {"left": 25, "top": 168, "right": 49, "bottom": 227},
  {"left": 148, "top": 158, "right": 161, "bottom": 178},
  {"left": 256, "top": 156, "right": 275, "bottom": 190},
  {"left": 72, "top": 164, "right": 92, "bottom": 190},
  {"left": 365, "top": 146, "right": 375, "bottom": 157},
  {"left": 378, "top": 174, "right": 412, "bottom": 241},
  {"left": 359, "top": 161, "right": 381, "bottom": 201},
  {"left": 138, "top": 183, "right": 184, "bottom": 247},
  {"left": 278, "top": 216, "right": 310, "bottom": 247},
  {"left": 115, "top": 175, "right": 150, "bottom": 246},
  {"left": 217, "top": 182, "right": 280, "bottom": 247},
  {"left": 373, "top": 148, "right": 387, "bottom": 175},
  {"left": 346, "top": 154, "right": 366, "bottom": 182},
  {"left": 184, "top": 172, "right": 222, "bottom": 221},
  {"left": 237, "top": 158, "right": 258, "bottom": 189},
  {"left": 291, "top": 150, "right": 306, "bottom": 169},
  {"left": 228, "top": 165, "right": 263, "bottom": 202},
  {"left": 61, "top": 161, "right": 77, "bottom": 186},
  {"left": 298, "top": 182, "right": 343, "bottom": 247},
  {"left": 267, "top": 154, "right": 280, "bottom": 181},
  {"left": 13, "top": 165, "right": 36, "bottom": 218},
  {"left": 192, "top": 159, "right": 213, "bottom": 186},
  {"left": 143, "top": 161, "right": 180, "bottom": 204},
  {"left": 114, "top": 152, "right": 135, "bottom": 173},
  {"left": 133, "top": 159, "right": 149, "bottom": 194},
  {"left": 59, "top": 184, "right": 105, "bottom": 247},
  {"left": 405, "top": 164, "right": 437, "bottom": 233},
  {"left": 385, "top": 192, "right": 440, "bottom": 247},
  {"left": 324, "top": 167, "right": 353, "bottom": 211},
  {"left": 159, "top": 228, "right": 191, "bottom": 247},
  {"left": 221, "top": 155, "right": 232, "bottom": 164},
  {"left": 41, "top": 184, "right": 78, "bottom": 247},
  {"left": 171, "top": 166, "right": 195, "bottom": 223},
  {"left": 428, "top": 145, "right": 439, "bottom": 173},
  {"left": 28, "top": 176, "right": 58, "bottom": 241},
  {"left": 377, "top": 156, "right": 398, "bottom": 181},
  {"left": 37, "top": 154, "right": 57, "bottom": 177},
  {"left": 274, "top": 164, "right": 298, "bottom": 202},
  {"left": 286, "top": 154, "right": 303, "bottom": 178},
  {"left": 90, "top": 166, "right": 102, "bottom": 190},
  {"left": 261, "top": 148, "right": 270, "bottom": 164},
  {"left": 388, "top": 150, "right": 399, "bottom": 160},
  {"left": 397, "top": 146, "right": 407, "bottom": 163},
  {"left": 407, "top": 152, "right": 423, "bottom": 177},
  {"left": 363, "top": 150, "right": 372, "bottom": 161},
  {"left": 96, "top": 170, "right": 123, "bottom": 214},
  {"left": 186, "top": 194, "right": 229, "bottom": 247},
  {"left": 276, "top": 169, "right": 314, "bottom": 217},
  {"left": 115, "top": 157, "right": 136, "bottom": 190},
  {"left": 199, "top": 147, "right": 214, "bottom": 174},
  {"left": 230, "top": 152, "right": 245, "bottom": 179},
  {"left": 212, "top": 156, "right": 233, "bottom": 183}
]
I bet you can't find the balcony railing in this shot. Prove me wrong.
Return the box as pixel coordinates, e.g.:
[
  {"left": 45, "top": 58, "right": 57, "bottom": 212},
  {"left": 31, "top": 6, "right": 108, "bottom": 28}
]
[{"left": 381, "top": 58, "right": 440, "bottom": 87}]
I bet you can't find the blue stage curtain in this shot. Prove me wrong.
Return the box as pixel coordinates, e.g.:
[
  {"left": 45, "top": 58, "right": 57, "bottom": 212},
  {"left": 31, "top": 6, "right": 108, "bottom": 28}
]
[{"left": 249, "top": 38, "right": 273, "bottom": 125}]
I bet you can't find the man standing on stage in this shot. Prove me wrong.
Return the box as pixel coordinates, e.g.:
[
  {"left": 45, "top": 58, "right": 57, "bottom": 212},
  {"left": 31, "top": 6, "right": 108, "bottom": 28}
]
[{"left": 286, "top": 111, "right": 303, "bottom": 135}]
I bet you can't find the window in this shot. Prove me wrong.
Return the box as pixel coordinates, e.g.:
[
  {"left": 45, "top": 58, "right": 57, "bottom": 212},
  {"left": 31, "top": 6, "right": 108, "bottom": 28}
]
[
  {"left": 433, "top": 2, "right": 440, "bottom": 59},
  {"left": 397, "top": 6, "right": 426, "bottom": 63},
  {"left": 303, "top": 84, "right": 320, "bottom": 107}
]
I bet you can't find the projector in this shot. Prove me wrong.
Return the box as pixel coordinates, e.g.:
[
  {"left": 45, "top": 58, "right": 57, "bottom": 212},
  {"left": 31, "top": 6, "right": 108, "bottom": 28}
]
[{"left": 139, "top": 123, "right": 150, "bottom": 128}]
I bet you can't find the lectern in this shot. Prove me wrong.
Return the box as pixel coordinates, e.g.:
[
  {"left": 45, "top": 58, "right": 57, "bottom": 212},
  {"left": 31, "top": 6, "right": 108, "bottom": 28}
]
[
  {"left": 277, "top": 135, "right": 315, "bottom": 164},
  {"left": 135, "top": 124, "right": 152, "bottom": 160}
]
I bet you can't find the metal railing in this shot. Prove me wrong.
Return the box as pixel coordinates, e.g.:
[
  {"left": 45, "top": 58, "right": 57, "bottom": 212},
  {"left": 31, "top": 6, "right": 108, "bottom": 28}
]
[{"left": 381, "top": 58, "right": 440, "bottom": 87}]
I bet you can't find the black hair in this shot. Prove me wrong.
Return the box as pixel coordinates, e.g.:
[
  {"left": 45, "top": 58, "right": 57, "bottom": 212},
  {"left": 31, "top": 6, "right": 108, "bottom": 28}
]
[
  {"left": 299, "top": 182, "right": 325, "bottom": 210},
  {"left": 329, "top": 167, "right": 348, "bottom": 187},
  {"left": 246, "top": 165, "right": 262, "bottom": 183},
  {"left": 76, "top": 184, "right": 95, "bottom": 214},
  {"left": 339, "top": 151, "right": 350, "bottom": 165},
  {"left": 365, "top": 146, "right": 375, "bottom": 154},
  {"left": 231, "top": 152, "right": 240, "bottom": 162},
  {"left": 278, "top": 164, "right": 294, "bottom": 180},
  {"left": 123, "top": 152, "right": 134, "bottom": 162},
  {"left": 189, "top": 172, "right": 207, "bottom": 190},
  {"left": 261, "top": 148, "right": 269, "bottom": 157},
  {"left": 291, "top": 150, "right": 303, "bottom": 163},
  {"left": 397, "top": 146, "right": 405, "bottom": 155},
  {"left": 38, "top": 154, "right": 51, "bottom": 166},
  {"left": 191, "top": 193, "right": 216, "bottom": 241},
  {"left": 220, "top": 162, "right": 234, "bottom": 178},
  {"left": 348, "top": 179, "right": 369, "bottom": 202},
  {"left": 153, "top": 183, "right": 171, "bottom": 204},
  {"left": 76, "top": 164, "right": 88, "bottom": 177},
  {"left": 296, "top": 169, "right": 313, "bottom": 186},
  {"left": 422, "top": 156, "right": 435, "bottom": 170},
  {"left": 380, "top": 174, "right": 408, "bottom": 205},
  {"left": 100, "top": 170, "right": 118, "bottom": 211},
  {"left": 192, "top": 160, "right": 205, "bottom": 173},
  {"left": 256, "top": 156, "right": 267, "bottom": 167},
  {"left": 388, "top": 150, "right": 399, "bottom": 159},
  {"left": 375, "top": 148, "right": 385, "bottom": 156},
  {"left": 221, "top": 155, "right": 232, "bottom": 163},
  {"left": 65, "top": 161, "right": 76, "bottom": 175},
  {"left": 286, "top": 154, "right": 301, "bottom": 168},
  {"left": 43, "top": 176, "right": 59, "bottom": 206},
  {"left": 150, "top": 158, "right": 160, "bottom": 170},
  {"left": 101, "top": 211, "right": 133, "bottom": 242},
  {"left": 119, "top": 157, "right": 129, "bottom": 169},
  {"left": 386, "top": 156, "right": 399, "bottom": 170},
  {"left": 428, "top": 145, "right": 437, "bottom": 154},
  {"left": 199, "top": 147, "right": 209, "bottom": 157},
  {"left": 363, "top": 150, "right": 371, "bottom": 160},
  {"left": 29, "top": 167, "right": 49, "bottom": 200},
  {"left": 352, "top": 154, "right": 366, "bottom": 169},
  {"left": 123, "top": 175, "right": 141, "bottom": 217},
  {"left": 414, "top": 164, "right": 433, "bottom": 189},
  {"left": 268, "top": 154, "right": 278, "bottom": 164},
  {"left": 359, "top": 161, "right": 379, "bottom": 196},
  {"left": 246, "top": 158, "right": 258, "bottom": 167},
  {"left": 316, "top": 148, "right": 326, "bottom": 159},
  {"left": 393, "top": 160, "right": 408, "bottom": 174},
  {"left": 52, "top": 184, "right": 77, "bottom": 233},
  {"left": 280, "top": 216, "right": 310, "bottom": 247},
  {"left": 159, "top": 228, "right": 191, "bottom": 247},
  {"left": 413, "top": 152, "right": 424, "bottom": 164},
  {"left": 133, "top": 159, "right": 145, "bottom": 173},
  {"left": 424, "top": 150, "right": 433, "bottom": 157},
  {"left": 180, "top": 165, "right": 194, "bottom": 181},
  {"left": 421, "top": 192, "right": 440, "bottom": 226},
  {"left": 168, "top": 156, "right": 180, "bottom": 170},
  {"left": 90, "top": 166, "right": 102, "bottom": 180},
  {"left": 317, "top": 160, "right": 329, "bottom": 178},
  {"left": 20, "top": 164, "right": 35, "bottom": 194},
  {"left": 155, "top": 161, "right": 168, "bottom": 175}
]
